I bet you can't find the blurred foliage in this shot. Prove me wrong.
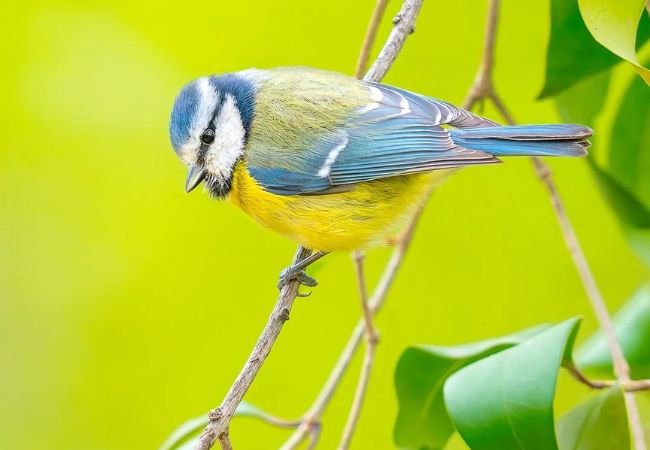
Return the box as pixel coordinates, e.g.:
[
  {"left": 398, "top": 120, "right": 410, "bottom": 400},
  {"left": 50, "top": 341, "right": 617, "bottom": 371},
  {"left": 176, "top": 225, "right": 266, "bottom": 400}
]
[
  {"left": 557, "top": 69, "right": 650, "bottom": 262},
  {"left": 1, "top": 0, "right": 649, "bottom": 450},
  {"left": 160, "top": 414, "right": 208, "bottom": 450},
  {"left": 578, "top": 285, "right": 650, "bottom": 379},
  {"left": 556, "top": 387, "right": 629, "bottom": 450}
]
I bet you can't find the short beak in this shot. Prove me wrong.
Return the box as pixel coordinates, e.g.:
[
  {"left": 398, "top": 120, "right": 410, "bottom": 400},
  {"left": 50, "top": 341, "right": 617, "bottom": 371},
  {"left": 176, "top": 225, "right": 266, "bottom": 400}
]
[{"left": 185, "top": 164, "right": 206, "bottom": 193}]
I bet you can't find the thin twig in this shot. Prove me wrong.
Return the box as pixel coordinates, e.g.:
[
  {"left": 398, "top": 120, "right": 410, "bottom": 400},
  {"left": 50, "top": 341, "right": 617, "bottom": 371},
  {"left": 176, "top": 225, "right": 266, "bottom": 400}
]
[
  {"left": 566, "top": 365, "right": 613, "bottom": 389},
  {"left": 464, "top": 1, "right": 647, "bottom": 448},
  {"left": 217, "top": 432, "right": 233, "bottom": 450},
  {"left": 339, "top": 343, "right": 377, "bottom": 450},
  {"left": 253, "top": 415, "right": 303, "bottom": 430},
  {"left": 352, "top": 252, "right": 378, "bottom": 341},
  {"left": 281, "top": 206, "right": 427, "bottom": 450},
  {"left": 535, "top": 152, "right": 647, "bottom": 448},
  {"left": 337, "top": 1, "right": 391, "bottom": 444},
  {"left": 354, "top": 0, "right": 390, "bottom": 78},
  {"left": 338, "top": 253, "right": 379, "bottom": 450},
  {"left": 195, "top": 246, "right": 312, "bottom": 450},
  {"left": 568, "top": 365, "right": 650, "bottom": 392},
  {"left": 364, "top": 0, "right": 424, "bottom": 83}
]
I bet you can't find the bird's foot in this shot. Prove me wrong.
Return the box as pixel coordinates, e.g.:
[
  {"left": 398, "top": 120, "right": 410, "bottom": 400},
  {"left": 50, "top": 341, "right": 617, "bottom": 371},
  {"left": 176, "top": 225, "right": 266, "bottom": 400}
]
[{"left": 278, "top": 267, "right": 318, "bottom": 295}]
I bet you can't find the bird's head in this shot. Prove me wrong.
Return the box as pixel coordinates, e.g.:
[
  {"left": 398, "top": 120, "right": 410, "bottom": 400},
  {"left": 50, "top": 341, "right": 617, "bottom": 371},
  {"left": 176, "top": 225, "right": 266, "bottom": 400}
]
[{"left": 169, "top": 74, "right": 255, "bottom": 198}]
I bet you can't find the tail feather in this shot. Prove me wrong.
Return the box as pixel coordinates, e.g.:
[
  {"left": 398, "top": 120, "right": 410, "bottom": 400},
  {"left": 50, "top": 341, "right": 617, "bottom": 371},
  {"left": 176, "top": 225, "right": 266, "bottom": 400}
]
[{"left": 450, "top": 124, "right": 592, "bottom": 157}]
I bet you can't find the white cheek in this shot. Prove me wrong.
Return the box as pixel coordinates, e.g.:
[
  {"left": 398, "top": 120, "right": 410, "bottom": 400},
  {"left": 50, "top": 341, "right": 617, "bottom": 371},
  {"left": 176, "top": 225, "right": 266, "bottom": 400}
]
[
  {"left": 178, "top": 140, "right": 199, "bottom": 166},
  {"left": 204, "top": 95, "right": 246, "bottom": 180}
]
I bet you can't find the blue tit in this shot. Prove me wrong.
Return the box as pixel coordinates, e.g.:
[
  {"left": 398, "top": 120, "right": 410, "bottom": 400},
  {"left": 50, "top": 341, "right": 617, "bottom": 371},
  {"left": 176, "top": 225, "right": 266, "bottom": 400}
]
[{"left": 169, "top": 67, "right": 591, "bottom": 254}]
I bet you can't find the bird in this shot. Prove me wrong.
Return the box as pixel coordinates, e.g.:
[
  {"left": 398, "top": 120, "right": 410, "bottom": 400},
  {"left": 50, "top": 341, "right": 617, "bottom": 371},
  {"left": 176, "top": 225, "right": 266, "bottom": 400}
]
[{"left": 169, "top": 66, "right": 591, "bottom": 286}]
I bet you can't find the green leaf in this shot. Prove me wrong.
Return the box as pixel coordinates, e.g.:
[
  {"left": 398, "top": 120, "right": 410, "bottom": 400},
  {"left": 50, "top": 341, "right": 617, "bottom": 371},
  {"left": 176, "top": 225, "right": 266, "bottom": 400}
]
[
  {"left": 393, "top": 325, "right": 549, "bottom": 449},
  {"left": 159, "top": 414, "right": 207, "bottom": 450},
  {"left": 158, "top": 402, "right": 275, "bottom": 450},
  {"left": 557, "top": 387, "right": 630, "bottom": 450},
  {"left": 540, "top": 0, "right": 649, "bottom": 98},
  {"left": 578, "top": 0, "right": 650, "bottom": 84},
  {"left": 444, "top": 318, "right": 581, "bottom": 450},
  {"left": 577, "top": 284, "right": 650, "bottom": 378},
  {"left": 555, "top": 58, "right": 650, "bottom": 255},
  {"left": 608, "top": 73, "right": 650, "bottom": 211},
  {"left": 588, "top": 159, "right": 650, "bottom": 229},
  {"left": 540, "top": 0, "right": 619, "bottom": 98},
  {"left": 626, "top": 228, "right": 650, "bottom": 267},
  {"left": 555, "top": 70, "right": 611, "bottom": 126}
]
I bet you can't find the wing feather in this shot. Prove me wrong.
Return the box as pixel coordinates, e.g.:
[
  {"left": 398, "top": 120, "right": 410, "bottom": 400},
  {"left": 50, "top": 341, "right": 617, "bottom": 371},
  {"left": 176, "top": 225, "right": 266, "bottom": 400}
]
[{"left": 245, "top": 74, "right": 499, "bottom": 196}]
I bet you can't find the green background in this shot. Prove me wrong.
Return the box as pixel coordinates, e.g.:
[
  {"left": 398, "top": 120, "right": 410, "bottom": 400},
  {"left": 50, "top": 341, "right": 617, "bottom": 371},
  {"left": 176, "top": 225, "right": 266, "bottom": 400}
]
[{"left": 1, "top": 0, "right": 648, "bottom": 449}]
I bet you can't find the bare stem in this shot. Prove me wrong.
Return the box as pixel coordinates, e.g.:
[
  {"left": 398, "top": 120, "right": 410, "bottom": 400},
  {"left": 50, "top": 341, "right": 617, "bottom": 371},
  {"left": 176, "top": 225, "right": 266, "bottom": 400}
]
[
  {"left": 352, "top": 252, "right": 379, "bottom": 342},
  {"left": 281, "top": 206, "right": 426, "bottom": 450},
  {"left": 534, "top": 152, "right": 646, "bottom": 448},
  {"left": 217, "top": 432, "right": 233, "bottom": 450},
  {"left": 568, "top": 365, "right": 650, "bottom": 392},
  {"left": 195, "top": 246, "right": 312, "bottom": 450},
  {"left": 337, "top": 253, "right": 379, "bottom": 450},
  {"left": 364, "top": 0, "right": 424, "bottom": 83},
  {"left": 338, "top": 344, "right": 377, "bottom": 450},
  {"left": 464, "top": 1, "right": 647, "bottom": 448},
  {"left": 354, "top": 0, "right": 390, "bottom": 78}
]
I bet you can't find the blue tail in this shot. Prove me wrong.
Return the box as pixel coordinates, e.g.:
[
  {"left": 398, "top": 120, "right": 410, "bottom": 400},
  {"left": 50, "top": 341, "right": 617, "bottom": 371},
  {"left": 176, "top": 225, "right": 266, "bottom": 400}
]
[{"left": 450, "top": 124, "right": 592, "bottom": 157}]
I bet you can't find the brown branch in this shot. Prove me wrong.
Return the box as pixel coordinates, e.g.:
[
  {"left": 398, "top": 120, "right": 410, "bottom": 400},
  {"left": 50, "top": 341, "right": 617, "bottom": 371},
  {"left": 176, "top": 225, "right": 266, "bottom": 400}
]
[
  {"left": 566, "top": 365, "right": 613, "bottom": 389},
  {"left": 352, "top": 252, "right": 378, "bottom": 342},
  {"left": 364, "top": 0, "right": 424, "bottom": 83},
  {"left": 354, "top": 0, "right": 390, "bottom": 78},
  {"left": 568, "top": 365, "right": 650, "bottom": 392},
  {"left": 337, "top": 252, "right": 379, "bottom": 450},
  {"left": 217, "top": 432, "right": 233, "bottom": 450},
  {"left": 464, "top": 1, "right": 647, "bottom": 448},
  {"left": 281, "top": 206, "right": 427, "bottom": 449},
  {"left": 194, "top": 246, "right": 312, "bottom": 450}
]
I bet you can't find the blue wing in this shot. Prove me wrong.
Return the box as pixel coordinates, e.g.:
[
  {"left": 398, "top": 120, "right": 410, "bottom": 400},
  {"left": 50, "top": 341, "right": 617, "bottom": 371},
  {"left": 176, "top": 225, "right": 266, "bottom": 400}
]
[{"left": 247, "top": 83, "right": 499, "bottom": 196}]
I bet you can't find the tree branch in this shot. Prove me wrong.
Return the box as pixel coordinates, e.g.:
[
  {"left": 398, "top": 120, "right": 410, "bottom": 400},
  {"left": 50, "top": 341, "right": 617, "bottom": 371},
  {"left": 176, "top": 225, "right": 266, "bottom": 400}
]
[
  {"left": 217, "top": 432, "right": 233, "bottom": 450},
  {"left": 364, "top": 0, "right": 424, "bottom": 83},
  {"left": 281, "top": 207, "right": 426, "bottom": 450},
  {"left": 568, "top": 365, "right": 650, "bottom": 392},
  {"left": 354, "top": 0, "right": 390, "bottom": 78},
  {"left": 194, "top": 246, "right": 312, "bottom": 450},
  {"left": 337, "top": 252, "right": 379, "bottom": 450},
  {"left": 464, "top": 1, "right": 647, "bottom": 448}
]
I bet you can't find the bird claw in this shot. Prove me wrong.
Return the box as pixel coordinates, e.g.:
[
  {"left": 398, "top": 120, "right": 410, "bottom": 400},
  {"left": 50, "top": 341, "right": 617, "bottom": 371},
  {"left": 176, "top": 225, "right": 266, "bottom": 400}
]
[{"left": 278, "top": 268, "right": 318, "bottom": 292}]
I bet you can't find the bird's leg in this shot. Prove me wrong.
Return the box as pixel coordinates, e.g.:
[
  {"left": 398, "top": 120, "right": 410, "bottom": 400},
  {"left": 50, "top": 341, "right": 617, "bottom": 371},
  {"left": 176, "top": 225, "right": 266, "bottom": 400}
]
[{"left": 278, "top": 251, "right": 329, "bottom": 292}]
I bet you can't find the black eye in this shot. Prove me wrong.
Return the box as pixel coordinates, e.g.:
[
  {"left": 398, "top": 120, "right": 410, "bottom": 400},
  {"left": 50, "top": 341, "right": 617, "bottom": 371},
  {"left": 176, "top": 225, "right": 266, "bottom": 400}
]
[{"left": 201, "top": 129, "right": 215, "bottom": 145}]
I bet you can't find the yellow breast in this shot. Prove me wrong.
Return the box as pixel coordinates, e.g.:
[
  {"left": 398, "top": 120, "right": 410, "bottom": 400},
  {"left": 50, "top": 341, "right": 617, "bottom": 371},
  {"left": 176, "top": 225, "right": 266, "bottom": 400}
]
[{"left": 228, "top": 163, "right": 451, "bottom": 252}]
